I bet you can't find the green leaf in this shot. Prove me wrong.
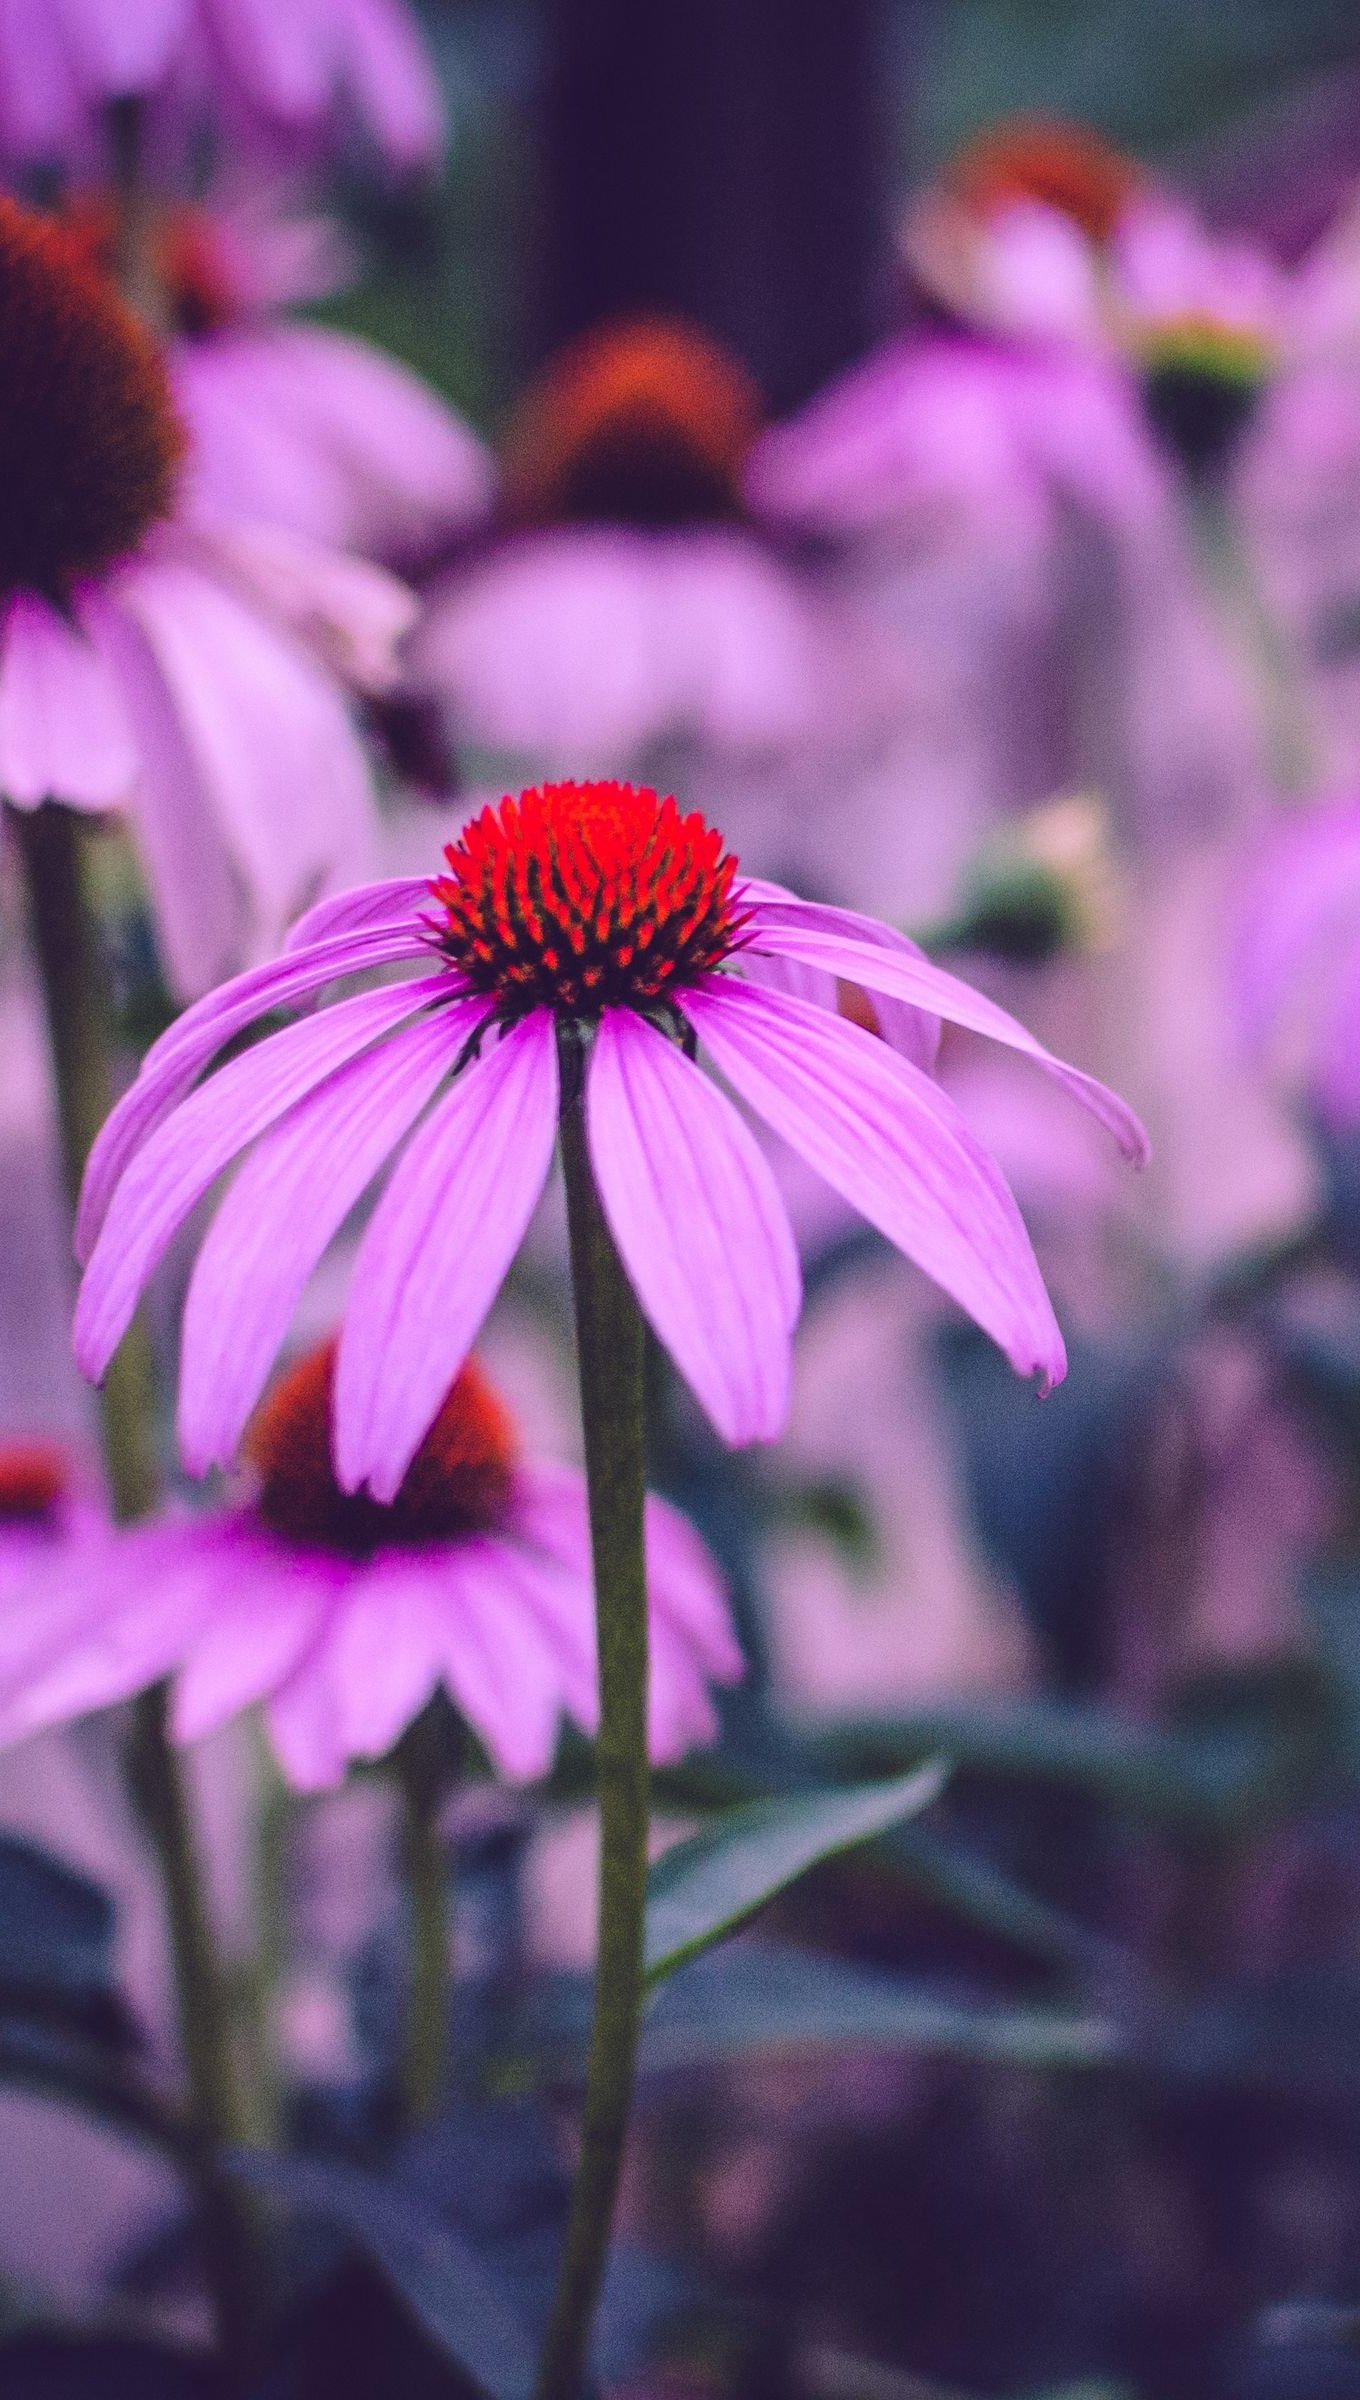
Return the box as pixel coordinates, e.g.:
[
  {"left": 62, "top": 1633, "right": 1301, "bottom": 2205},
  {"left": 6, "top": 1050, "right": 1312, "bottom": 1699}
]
[
  {"left": 632, "top": 1948, "right": 1121, "bottom": 2075},
  {"left": 227, "top": 2149, "right": 537, "bottom": 2400},
  {"left": 644, "top": 1761, "right": 948, "bottom": 1985}
]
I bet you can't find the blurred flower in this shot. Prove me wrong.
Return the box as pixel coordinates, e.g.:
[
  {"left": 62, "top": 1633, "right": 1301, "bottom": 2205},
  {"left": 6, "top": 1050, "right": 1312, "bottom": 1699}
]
[
  {"left": 0, "top": 194, "right": 407, "bottom": 994},
  {"left": 415, "top": 318, "right": 836, "bottom": 773},
  {"left": 1236, "top": 791, "right": 1360, "bottom": 1125},
  {"left": 1111, "top": 196, "right": 1286, "bottom": 483},
  {"left": 75, "top": 779, "right": 1146, "bottom": 1485},
  {"left": 0, "top": 1339, "right": 739, "bottom": 1786},
  {"left": 58, "top": 184, "right": 493, "bottom": 563},
  {"left": 0, "top": 1442, "right": 98, "bottom": 1597},
  {"left": 928, "top": 792, "right": 1124, "bottom": 963},
  {"left": 0, "top": 0, "right": 444, "bottom": 176}
]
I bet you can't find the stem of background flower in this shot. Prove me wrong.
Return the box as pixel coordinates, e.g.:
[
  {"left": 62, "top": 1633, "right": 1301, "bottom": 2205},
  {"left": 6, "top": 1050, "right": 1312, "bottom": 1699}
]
[
  {"left": 107, "top": 96, "right": 170, "bottom": 337},
  {"left": 1188, "top": 479, "right": 1316, "bottom": 798},
  {"left": 394, "top": 1704, "right": 454, "bottom": 2125},
  {"left": 13, "top": 798, "right": 263, "bottom": 2367},
  {"left": 535, "top": 1022, "right": 650, "bottom": 2400}
]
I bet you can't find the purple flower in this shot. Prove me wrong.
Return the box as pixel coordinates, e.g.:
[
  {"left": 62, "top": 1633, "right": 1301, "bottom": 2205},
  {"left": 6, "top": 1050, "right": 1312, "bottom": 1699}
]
[
  {"left": 1237, "top": 793, "right": 1360, "bottom": 1126},
  {"left": 0, "top": 0, "right": 443, "bottom": 174},
  {"left": 76, "top": 779, "right": 1147, "bottom": 1488},
  {"left": 0, "top": 194, "right": 406, "bottom": 995},
  {"left": 0, "top": 1342, "right": 739, "bottom": 1786}
]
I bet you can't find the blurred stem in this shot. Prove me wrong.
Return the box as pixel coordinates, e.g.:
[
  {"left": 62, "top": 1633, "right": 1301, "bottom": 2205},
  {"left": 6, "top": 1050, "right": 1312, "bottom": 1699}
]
[
  {"left": 1187, "top": 478, "right": 1315, "bottom": 798},
  {"left": 395, "top": 1706, "right": 454, "bottom": 2126},
  {"left": 13, "top": 802, "right": 156, "bottom": 1521},
  {"left": 237, "top": 1721, "right": 288, "bottom": 2148},
  {"left": 129, "top": 1686, "right": 262, "bottom": 2372},
  {"left": 535, "top": 1022, "right": 650, "bottom": 2400},
  {"left": 107, "top": 95, "right": 169, "bottom": 335},
  {"left": 14, "top": 797, "right": 263, "bottom": 2362}
]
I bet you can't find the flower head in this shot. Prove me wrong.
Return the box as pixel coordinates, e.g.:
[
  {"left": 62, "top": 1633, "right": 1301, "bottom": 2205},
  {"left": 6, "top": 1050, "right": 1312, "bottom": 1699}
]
[
  {"left": 0, "top": 191, "right": 404, "bottom": 997},
  {"left": 76, "top": 780, "right": 1148, "bottom": 1490},
  {"left": 0, "top": 1341, "right": 739, "bottom": 1787},
  {"left": 502, "top": 317, "right": 761, "bottom": 529},
  {"left": 943, "top": 117, "right": 1138, "bottom": 248}
]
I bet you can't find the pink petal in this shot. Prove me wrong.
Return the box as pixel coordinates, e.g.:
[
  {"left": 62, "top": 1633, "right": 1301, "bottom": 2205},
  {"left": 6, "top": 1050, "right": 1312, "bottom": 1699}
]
[
  {"left": 335, "top": 1012, "right": 559, "bottom": 1501},
  {"left": 684, "top": 978, "right": 1067, "bottom": 1389},
  {"left": 178, "top": 1000, "right": 476, "bottom": 1473},
  {"left": 76, "top": 979, "right": 446, "bottom": 1381},
  {"left": 0, "top": 1527, "right": 218, "bottom": 1740},
  {"left": 433, "top": 1539, "right": 574, "bottom": 1779},
  {"left": 0, "top": 593, "right": 138, "bottom": 811},
  {"left": 58, "top": 0, "right": 188, "bottom": 90},
  {"left": 286, "top": 877, "right": 435, "bottom": 951},
  {"left": 265, "top": 1664, "right": 349, "bottom": 1792},
  {"left": 323, "top": 1562, "right": 446, "bottom": 1764},
  {"left": 170, "top": 1543, "right": 336, "bottom": 1744},
  {"left": 340, "top": 0, "right": 445, "bottom": 166},
  {"left": 736, "top": 876, "right": 941, "bottom": 1070},
  {"left": 585, "top": 1010, "right": 800, "bottom": 1445},
  {"left": 75, "top": 919, "right": 429, "bottom": 1263},
  {"left": 746, "top": 900, "right": 1150, "bottom": 1162}
]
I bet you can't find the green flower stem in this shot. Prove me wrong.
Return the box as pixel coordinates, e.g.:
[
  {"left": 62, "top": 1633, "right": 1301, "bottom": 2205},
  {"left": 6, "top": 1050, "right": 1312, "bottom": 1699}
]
[
  {"left": 128, "top": 1685, "right": 262, "bottom": 2366},
  {"left": 535, "top": 1022, "right": 650, "bottom": 2400},
  {"left": 13, "top": 798, "right": 262, "bottom": 2367},
  {"left": 107, "top": 95, "right": 170, "bottom": 336},
  {"left": 1187, "top": 480, "right": 1316, "bottom": 798},
  {"left": 394, "top": 1707, "right": 454, "bottom": 2126}
]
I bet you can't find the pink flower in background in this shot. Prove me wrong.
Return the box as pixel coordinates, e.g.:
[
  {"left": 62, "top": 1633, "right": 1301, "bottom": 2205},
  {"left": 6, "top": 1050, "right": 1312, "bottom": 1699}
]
[
  {"left": 0, "top": 1444, "right": 98, "bottom": 1596},
  {"left": 415, "top": 318, "right": 836, "bottom": 773},
  {"left": 0, "top": 1342, "right": 740, "bottom": 1787},
  {"left": 0, "top": 0, "right": 443, "bottom": 174},
  {"left": 58, "top": 187, "right": 494, "bottom": 562},
  {"left": 75, "top": 779, "right": 1147, "bottom": 1486},
  {"left": 1236, "top": 793, "right": 1360, "bottom": 1125},
  {"left": 0, "top": 194, "right": 406, "bottom": 996}
]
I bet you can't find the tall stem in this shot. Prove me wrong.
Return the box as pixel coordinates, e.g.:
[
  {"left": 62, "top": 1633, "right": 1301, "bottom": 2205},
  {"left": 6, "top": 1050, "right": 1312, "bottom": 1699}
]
[
  {"left": 395, "top": 1707, "right": 454, "bottom": 2126},
  {"left": 14, "top": 799, "right": 261, "bottom": 2365},
  {"left": 1187, "top": 479, "right": 1315, "bottom": 799},
  {"left": 535, "top": 1023, "right": 650, "bottom": 2400}
]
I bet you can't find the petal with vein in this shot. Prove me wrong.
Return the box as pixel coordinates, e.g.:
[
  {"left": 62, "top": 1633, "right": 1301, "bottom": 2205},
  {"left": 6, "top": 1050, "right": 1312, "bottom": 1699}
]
[
  {"left": 178, "top": 999, "right": 477, "bottom": 1472},
  {"left": 335, "top": 1012, "right": 559, "bottom": 1501},
  {"left": 684, "top": 979, "right": 1067, "bottom": 1388},
  {"left": 586, "top": 1010, "right": 800, "bottom": 1445},
  {"left": 76, "top": 979, "right": 446, "bottom": 1381}
]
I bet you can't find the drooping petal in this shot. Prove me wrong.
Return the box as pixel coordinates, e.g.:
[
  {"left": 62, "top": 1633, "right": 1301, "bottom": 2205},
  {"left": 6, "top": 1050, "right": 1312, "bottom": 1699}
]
[
  {"left": 432, "top": 1538, "right": 576, "bottom": 1780},
  {"left": 76, "top": 979, "right": 447, "bottom": 1380},
  {"left": 745, "top": 899, "right": 1149, "bottom": 1162},
  {"left": 684, "top": 978, "right": 1067, "bottom": 1389},
  {"left": 177, "top": 1001, "right": 476, "bottom": 1472},
  {"left": 585, "top": 1010, "right": 800, "bottom": 1444},
  {"left": 322, "top": 1563, "right": 447, "bottom": 1765},
  {"left": 265, "top": 1659, "right": 349, "bottom": 1793},
  {"left": 0, "top": 592, "right": 138, "bottom": 811},
  {"left": 0, "top": 1525, "right": 217, "bottom": 1741},
  {"left": 75, "top": 919, "right": 429, "bottom": 1262},
  {"left": 335, "top": 1012, "right": 559, "bottom": 1501},
  {"left": 341, "top": 0, "right": 446, "bottom": 167},
  {"left": 169, "top": 1543, "right": 336, "bottom": 1746},
  {"left": 736, "top": 876, "right": 941, "bottom": 1070}
]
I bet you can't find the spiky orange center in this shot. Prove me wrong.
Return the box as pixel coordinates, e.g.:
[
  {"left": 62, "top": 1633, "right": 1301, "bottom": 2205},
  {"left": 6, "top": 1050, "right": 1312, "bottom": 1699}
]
[
  {"left": 948, "top": 118, "right": 1136, "bottom": 246},
  {"left": 247, "top": 1340, "right": 518, "bottom": 1557},
  {"left": 0, "top": 196, "right": 184, "bottom": 600},
  {"left": 60, "top": 194, "right": 240, "bottom": 338},
  {"left": 0, "top": 1441, "right": 68, "bottom": 1523},
  {"left": 429, "top": 780, "right": 747, "bottom": 1017},
  {"left": 502, "top": 315, "right": 762, "bottom": 527}
]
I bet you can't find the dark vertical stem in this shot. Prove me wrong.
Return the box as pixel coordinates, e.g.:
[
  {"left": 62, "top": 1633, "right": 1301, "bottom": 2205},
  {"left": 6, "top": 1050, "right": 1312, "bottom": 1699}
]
[
  {"left": 107, "top": 95, "right": 169, "bottom": 336},
  {"left": 128, "top": 1687, "right": 262, "bottom": 2368},
  {"left": 395, "top": 1707, "right": 454, "bottom": 2126},
  {"left": 534, "top": 1023, "right": 650, "bottom": 2400},
  {"left": 13, "top": 798, "right": 261, "bottom": 2370}
]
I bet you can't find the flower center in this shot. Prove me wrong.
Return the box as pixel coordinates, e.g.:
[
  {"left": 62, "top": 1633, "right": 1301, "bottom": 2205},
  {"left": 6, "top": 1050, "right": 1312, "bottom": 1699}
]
[
  {"left": 247, "top": 1340, "right": 518, "bottom": 1557},
  {"left": 429, "top": 780, "right": 747, "bottom": 1018},
  {"left": 948, "top": 118, "right": 1136, "bottom": 246},
  {"left": 0, "top": 1441, "right": 68, "bottom": 1524},
  {"left": 0, "top": 198, "right": 184, "bottom": 600},
  {"left": 60, "top": 195, "right": 241, "bottom": 339},
  {"left": 502, "top": 317, "right": 761, "bottom": 528}
]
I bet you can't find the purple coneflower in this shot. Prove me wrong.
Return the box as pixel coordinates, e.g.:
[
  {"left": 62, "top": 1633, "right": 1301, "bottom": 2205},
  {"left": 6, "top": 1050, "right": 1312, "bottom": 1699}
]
[
  {"left": 0, "top": 0, "right": 443, "bottom": 175},
  {"left": 75, "top": 777, "right": 1148, "bottom": 1487},
  {"left": 0, "top": 193, "right": 402, "bottom": 996},
  {"left": 0, "top": 1340, "right": 738, "bottom": 1787}
]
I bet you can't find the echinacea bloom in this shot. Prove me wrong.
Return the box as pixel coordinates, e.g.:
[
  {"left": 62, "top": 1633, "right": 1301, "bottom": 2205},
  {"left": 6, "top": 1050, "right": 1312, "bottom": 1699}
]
[
  {"left": 0, "top": 0, "right": 443, "bottom": 176},
  {"left": 0, "top": 1343, "right": 740, "bottom": 1788},
  {"left": 0, "top": 1443, "right": 97, "bottom": 1595},
  {"left": 414, "top": 318, "right": 834, "bottom": 773},
  {"left": 76, "top": 779, "right": 1148, "bottom": 1488},
  {"left": 59, "top": 185, "right": 494, "bottom": 563},
  {"left": 0, "top": 195, "right": 405, "bottom": 995}
]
